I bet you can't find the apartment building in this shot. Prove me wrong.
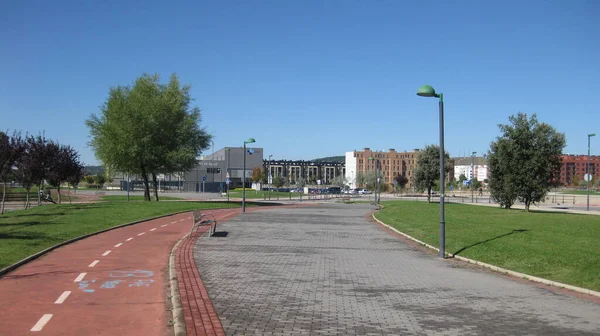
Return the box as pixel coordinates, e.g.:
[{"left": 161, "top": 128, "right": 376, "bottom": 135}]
[
  {"left": 560, "top": 154, "right": 600, "bottom": 186},
  {"left": 345, "top": 148, "right": 419, "bottom": 189},
  {"left": 452, "top": 157, "right": 489, "bottom": 182}
]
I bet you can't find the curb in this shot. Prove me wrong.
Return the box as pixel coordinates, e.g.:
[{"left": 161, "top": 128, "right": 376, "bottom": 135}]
[
  {"left": 169, "top": 233, "right": 189, "bottom": 336},
  {"left": 371, "top": 212, "right": 600, "bottom": 299},
  {"left": 0, "top": 210, "right": 193, "bottom": 278}
]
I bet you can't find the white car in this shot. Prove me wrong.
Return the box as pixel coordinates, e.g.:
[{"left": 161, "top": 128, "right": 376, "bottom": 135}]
[{"left": 358, "top": 189, "right": 372, "bottom": 194}]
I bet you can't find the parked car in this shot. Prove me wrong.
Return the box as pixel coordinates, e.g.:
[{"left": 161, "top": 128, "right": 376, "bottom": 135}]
[{"left": 358, "top": 189, "right": 372, "bottom": 194}]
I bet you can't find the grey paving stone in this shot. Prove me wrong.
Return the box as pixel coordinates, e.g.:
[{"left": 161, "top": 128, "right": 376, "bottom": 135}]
[{"left": 194, "top": 203, "right": 600, "bottom": 336}]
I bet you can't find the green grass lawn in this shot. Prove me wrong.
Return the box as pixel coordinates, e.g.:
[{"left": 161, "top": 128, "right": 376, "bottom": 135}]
[
  {"left": 0, "top": 201, "right": 244, "bottom": 269},
  {"left": 375, "top": 201, "right": 600, "bottom": 292},
  {"left": 100, "top": 195, "right": 184, "bottom": 201}
]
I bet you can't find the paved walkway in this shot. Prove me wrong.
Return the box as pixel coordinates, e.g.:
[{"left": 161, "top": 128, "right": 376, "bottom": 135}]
[
  {"left": 0, "top": 210, "right": 210, "bottom": 336},
  {"left": 194, "top": 203, "right": 600, "bottom": 335}
]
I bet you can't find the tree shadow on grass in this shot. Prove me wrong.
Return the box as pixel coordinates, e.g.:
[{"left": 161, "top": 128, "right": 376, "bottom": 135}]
[
  {"left": 0, "top": 221, "right": 42, "bottom": 228},
  {"left": 451, "top": 229, "right": 530, "bottom": 258},
  {"left": 9, "top": 213, "right": 66, "bottom": 218},
  {"left": 0, "top": 230, "right": 51, "bottom": 240}
]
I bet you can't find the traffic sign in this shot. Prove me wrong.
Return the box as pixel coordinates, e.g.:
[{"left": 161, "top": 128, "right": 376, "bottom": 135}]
[
  {"left": 226, "top": 178, "right": 231, "bottom": 184},
  {"left": 202, "top": 175, "right": 206, "bottom": 182},
  {"left": 225, "top": 172, "right": 230, "bottom": 179},
  {"left": 584, "top": 173, "right": 592, "bottom": 182}
]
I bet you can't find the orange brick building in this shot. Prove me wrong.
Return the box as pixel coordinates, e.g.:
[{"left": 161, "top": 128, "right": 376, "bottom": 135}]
[
  {"left": 559, "top": 155, "right": 600, "bottom": 186},
  {"left": 345, "top": 148, "right": 420, "bottom": 189}
]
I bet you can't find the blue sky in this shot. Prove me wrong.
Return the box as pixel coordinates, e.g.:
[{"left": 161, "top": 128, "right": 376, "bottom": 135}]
[{"left": 1, "top": 0, "right": 599, "bottom": 165}]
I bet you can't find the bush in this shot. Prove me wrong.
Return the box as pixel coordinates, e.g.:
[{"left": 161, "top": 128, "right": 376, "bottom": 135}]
[{"left": 233, "top": 187, "right": 254, "bottom": 191}]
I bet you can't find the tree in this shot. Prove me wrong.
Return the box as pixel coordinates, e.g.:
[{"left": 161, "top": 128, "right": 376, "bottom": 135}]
[
  {"left": 84, "top": 175, "right": 95, "bottom": 185},
  {"left": 571, "top": 174, "right": 580, "bottom": 187},
  {"left": 411, "top": 145, "right": 451, "bottom": 202},
  {"left": 488, "top": 113, "right": 565, "bottom": 211},
  {"left": 93, "top": 173, "right": 106, "bottom": 187},
  {"left": 66, "top": 160, "right": 85, "bottom": 203},
  {"left": 355, "top": 172, "right": 366, "bottom": 188},
  {"left": 15, "top": 135, "right": 51, "bottom": 208},
  {"left": 251, "top": 167, "right": 266, "bottom": 184},
  {"left": 458, "top": 174, "right": 467, "bottom": 185},
  {"left": 47, "top": 144, "right": 84, "bottom": 204},
  {"left": 394, "top": 174, "right": 408, "bottom": 195},
  {"left": 296, "top": 177, "right": 306, "bottom": 188},
  {"left": 0, "top": 131, "right": 24, "bottom": 214},
  {"left": 86, "top": 73, "right": 211, "bottom": 201},
  {"left": 332, "top": 175, "right": 347, "bottom": 189},
  {"left": 483, "top": 178, "right": 489, "bottom": 184},
  {"left": 273, "top": 176, "right": 285, "bottom": 189}
]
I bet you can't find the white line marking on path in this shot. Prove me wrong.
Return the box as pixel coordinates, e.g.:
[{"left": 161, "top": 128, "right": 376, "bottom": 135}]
[
  {"left": 102, "top": 250, "right": 111, "bottom": 256},
  {"left": 89, "top": 260, "right": 100, "bottom": 267},
  {"left": 137, "top": 232, "right": 145, "bottom": 236},
  {"left": 150, "top": 228, "right": 156, "bottom": 231},
  {"left": 31, "top": 314, "right": 53, "bottom": 331},
  {"left": 187, "top": 216, "right": 192, "bottom": 219},
  {"left": 54, "top": 291, "right": 71, "bottom": 304},
  {"left": 171, "top": 221, "right": 177, "bottom": 224},
  {"left": 126, "top": 238, "right": 133, "bottom": 241},
  {"left": 161, "top": 224, "right": 167, "bottom": 227},
  {"left": 179, "top": 219, "right": 185, "bottom": 222},
  {"left": 74, "top": 273, "right": 86, "bottom": 282},
  {"left": 114, "top": 243, "right": 123, "bottom": 247}
]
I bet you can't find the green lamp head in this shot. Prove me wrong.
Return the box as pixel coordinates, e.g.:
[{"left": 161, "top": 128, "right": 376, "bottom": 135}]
[
  {"left": 589, "top": 134, "right": 596, "bottom": 137},
  {"left": 416, "top": 85, "right": 440, "bottom": 98},
  {"left": 245, "top": 138, "right": 256, "bottom": 144}
]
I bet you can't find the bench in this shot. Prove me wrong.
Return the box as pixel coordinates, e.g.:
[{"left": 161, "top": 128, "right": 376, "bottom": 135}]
[{"left": 190, "top": 210, "right": 218, "bottom": 237}]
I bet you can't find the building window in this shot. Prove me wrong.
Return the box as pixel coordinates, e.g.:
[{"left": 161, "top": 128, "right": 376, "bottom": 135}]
[{"left": 207, "top": 168, "right": 221, "bottom": 174}]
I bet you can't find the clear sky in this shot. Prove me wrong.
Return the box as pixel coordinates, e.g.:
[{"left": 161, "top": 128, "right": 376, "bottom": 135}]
[{"left": 1, "top": 0, "right": 599, "bottom": 165}]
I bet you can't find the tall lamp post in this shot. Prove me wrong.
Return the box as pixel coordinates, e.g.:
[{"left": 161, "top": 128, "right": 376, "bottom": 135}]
[
  {"left": 471, "top": 151, "right": 477, "bottom": 203},
  {"left": 268, "top": 154, "right": 273, "bottom": 200},
  {"left": 417, "top": 85, "right": 446, "bottom": 259},
  {"left": 368, "top": 153, "right": 380, "bottom": 204},
  {"left": 226, "top": 148, "right": 231, "bottom": 202},
  {"left": 242, "top": 138, "right": 256, "bottom": 213},
  {"left": 587, "top": 133, "right": 596, "bottom": 211}
]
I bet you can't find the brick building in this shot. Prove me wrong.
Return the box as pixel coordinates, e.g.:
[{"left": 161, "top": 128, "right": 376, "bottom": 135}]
[
  {"left": 345, "top": 148, "right": 420, "bottom": 189},
  {"left": 560, "top": 155, "right": 600, "bottom": 186}
]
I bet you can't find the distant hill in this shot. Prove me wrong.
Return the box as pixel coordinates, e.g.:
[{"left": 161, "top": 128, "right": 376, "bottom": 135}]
[
  {"left": 84, "top": 165, "right": 104, "bottom": 176},
  {"left": 312, "top": 156, "right": 345, "bottom": 163}
]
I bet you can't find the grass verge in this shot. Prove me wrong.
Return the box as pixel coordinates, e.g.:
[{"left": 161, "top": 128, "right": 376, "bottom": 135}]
[
  {"left": 0, "top": 201, "right": 247, "bottom": 269},
  {"left": 374, "top": 201, "right": 600, "bottom": 292}
]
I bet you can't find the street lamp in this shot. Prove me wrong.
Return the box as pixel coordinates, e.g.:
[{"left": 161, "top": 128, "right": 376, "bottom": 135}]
[
  {"left": 225, "top": 148, "right": 231, "bottom": 202},
  {"left": 471, "top": 151, "right": 477, "bottom": 203},
  {"left": 268, "top": 155, "right": 273, "bottom": 200},
  {"left": 417, "top": 85, "right": 446, "bottom": 259},
  {"left": 242, "top": 138, "right": 256, "bottom": 213},
  {"left": 587, "top": 134, "right": 596, "bottom": 211}
]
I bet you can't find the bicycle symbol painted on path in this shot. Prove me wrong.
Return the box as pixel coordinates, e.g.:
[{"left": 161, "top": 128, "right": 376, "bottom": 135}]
[{"left": 77, "top": 270, "right": 155, "bottom": 293}]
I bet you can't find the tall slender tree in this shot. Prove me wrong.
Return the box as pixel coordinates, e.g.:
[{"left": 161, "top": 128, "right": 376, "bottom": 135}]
[
  {"left": 0, "top": 131, "right": 24, "bottom": 214},
  {"left": 411, "top": 145, "right": 452, "bottom": 202}
]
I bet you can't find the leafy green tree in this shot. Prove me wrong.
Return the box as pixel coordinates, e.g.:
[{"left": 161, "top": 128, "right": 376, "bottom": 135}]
[
  {"left": 273, "top": 175, "right": 285, "bottom": 189},
  {"left": 355, "top": 172, "right": 365, "bottom": 188},
  {"left": 458, "top": 174, "right": 467, "bottom": 185},
  {"left": 571, "top": 174, "right": 580, "bottom": 187},
  {"left": 84, "top": 175, "right": 95, "bottom": 185},
  {"left": 411, "top": 145, "right": 451, "bottom": 202},
  {"left": 483, "top": 178, "right": 489, "bottom": 184},
  {"left": 86, "top": 73, "right": 211, "bottom": 201},
  {"left": 488, "top": 113, "right": 565, "bottom": 210},
  {"left": 251, "top": 167, "right": 266, "bottom": 184},
  {"left": 93, "top": 173, "right": 106, "bottom": 186}
]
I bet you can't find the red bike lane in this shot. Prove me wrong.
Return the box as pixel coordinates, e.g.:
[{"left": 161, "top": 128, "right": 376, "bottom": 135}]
[{"left": 0, "top": 207, "right": 240, "bottom": 336}]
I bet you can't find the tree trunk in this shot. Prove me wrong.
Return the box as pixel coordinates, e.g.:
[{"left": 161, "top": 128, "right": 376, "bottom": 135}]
[
  {"left": 25, "top": 187, "right": 30, "bottom": 209},
  {"left": 140, "top": 165, "right": 151, "bottom": 201},
  {"left": 152, "top": 173, "right": 159, "bottom": 201},
  {"left": 38, "top": 183, "right": 42, "bottom": 206},
  {"left": 427, "top": 187, "right": 431, "bottom": 203},
  {"left": 525, "top": 200, "right": 531, "bottom": 212},
  {"left": 57, "top": 185, "right": 61, "bottom": 204},
  {"left": 1, "top": 181, "right": 6, "bottom": 214}
]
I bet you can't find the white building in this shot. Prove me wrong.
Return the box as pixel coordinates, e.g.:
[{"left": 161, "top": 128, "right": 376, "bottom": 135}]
[
  {"left": 452, "top": 157, "right": 489, "bottom": 182},
  {"left": 345, "top": 151, "right": 357, "bottom": 189}
]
